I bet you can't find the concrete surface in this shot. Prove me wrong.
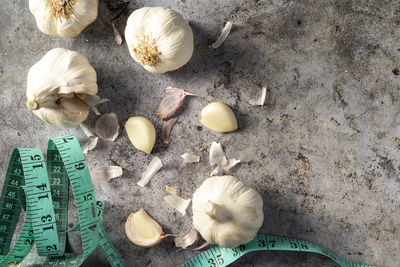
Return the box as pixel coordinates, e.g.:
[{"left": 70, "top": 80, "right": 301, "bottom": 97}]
[{"left": 1, "top": 0, "right": 400, "bottom": 266}]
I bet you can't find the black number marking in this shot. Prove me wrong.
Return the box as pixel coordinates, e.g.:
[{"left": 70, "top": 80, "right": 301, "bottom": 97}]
[
  {"left": 239, "top": 245, "right": 245, "bottom": 251},
  {"left": 36, "top": 183, "right": 47, "bottom": 191},
  {"left": 41, "top": 215, "right": 52, "bottom": 223},
  {"left": 74, "top": 163, "right": 85, "bottom": 170},
  {"left": 269, "top": 240, "right": 276, "bottom": 247},
  {"left": 258, "top": 239, "right": 266, "bottom": 247},
  {"left": 301, "top": 244, "right": 309, "bottom": 250},
  {"left": 84, "top": 193, "right": 93, "bottom": 201},
  {"left": 88, "top": 224, "right": 97, "bottom": 231},
  {"left": 207, "top": 258, "right": 216, "bottom": 267},
  {"left": 46, "top": 244, "right": 57, "bottom": 251},
  {"left": 24, "top": 239, "right": 33, "bottom": 245},
  {"left": 30, "top": 155, "right": 41, "bottom": 161},
  {"left": 217, "top": 254, "right": 224, "bottom": 265},
  {"left": 290, "top": 242, "right": 298, "bottom": 249}
]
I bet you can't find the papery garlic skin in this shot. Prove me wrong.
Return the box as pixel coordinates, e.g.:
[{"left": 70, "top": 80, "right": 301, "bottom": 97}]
[
  {"left": 192, "top": 176, "right": 263, "bottom": 248},
  {"left": 29, "top": 0, "right": 98, "bottom": 38},
  {"left": 125, "top": 7, "right": 194, "bottom": 73},
  {"left": 125, "top": 116, "right": 156, "bottom": 154},
  {"left": 125, "top": 209, "right": 163, "bottom": 247},
  {"left": 200, "top": 102, "right": 238, "bottom": 133},
  {"left": 26, "top": 48, "right": 99, "bottom": 128}
]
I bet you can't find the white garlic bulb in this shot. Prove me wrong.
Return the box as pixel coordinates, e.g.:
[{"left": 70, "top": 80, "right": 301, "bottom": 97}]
[
  {"left": 26, "top": 48, "right": 102, "bottom": 128},
  {"left": 192, "top": 175, "right": 263, "bottom": 248},
  {"left": 125, "top": 7, "right": 194, "bottom": 73},
  {"left": 29, "top": 0, "right": 98, "bottom": 38}
]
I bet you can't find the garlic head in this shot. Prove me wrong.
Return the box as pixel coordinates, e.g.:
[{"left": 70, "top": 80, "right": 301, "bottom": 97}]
[
  {"left": 200, "top": 102, "right": 238, "bottom": 133},
  {"left": 192, "top": 175, "right": 263, "bottom": 248},
  {"left": 125, "top": 116, "right": 156, "bottom": 154},
  {"left": 29, "top": 0, "right": 98, "bottom": 38},
  {"left": 125, "top": 7, "right": 194, "bottom": 73},
  {"left": 26, "top": 48, "right": 100, "bottom": 128},
  {"left": 125, "top": 209, "right": 163, "bottom": 247}
]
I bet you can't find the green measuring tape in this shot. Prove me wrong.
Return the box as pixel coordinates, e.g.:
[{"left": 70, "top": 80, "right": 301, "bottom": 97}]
[
  {"left": 0, "top": 135, "right": 125, "bottom": 267},
  {"left": 183, "top": 234, "right": 377, "bottom": 267}
]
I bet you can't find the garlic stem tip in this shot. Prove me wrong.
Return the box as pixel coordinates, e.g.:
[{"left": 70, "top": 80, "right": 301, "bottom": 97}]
[{"left": 26, "top": 100, "right": 39, "bottom": 110}]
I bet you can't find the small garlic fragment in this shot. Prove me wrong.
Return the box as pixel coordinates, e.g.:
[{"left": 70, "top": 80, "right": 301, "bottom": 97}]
[
  {"left": 95, "top": 113, "right": 120, "bottom": 141},
  {"left": 112, "top": 22, "right": 123, "bottom": 45},
  {"left": 174, "top": 226, "right": 198, "bottom": 249},
  {"left": 157, "top": 87, "right": 195, "bottom": 120},
  {"left": 164, "top": 195, "right": 191, "bottom": 216},
  {"left": 137, "top": 157, "right": 163, "bottom": 187},
  {"left": 125, "top": 209, "right": 164, "bottom": 247},
  {"left": 181, "top": 153, "right": 200, "bottom": 163},
  {"left": 90, "top": 166, "right": 123, "bottom": 185},
  {"left": 125, "top": 116, "right": 156, "bottom": 154},
  {"left": 249, "top": 87, "right": 267, "bottom": 106},
  {"left": 209, "top": 141, "right": 240, "bottom": 176},
  {"left": 162, "top": 117, "right": 178, "bottom": 144},
  {"left": 82, "top": 136, "right": 98, "bottom": 155},
  {"left": 209, "top": 21, "right": 232, "bottom": 49},
  {"left": 200, "top": 102, "right": 238, "bottom": 133},
  {"left": 166, "top": 186, "right": 180, "bottom": 196}
]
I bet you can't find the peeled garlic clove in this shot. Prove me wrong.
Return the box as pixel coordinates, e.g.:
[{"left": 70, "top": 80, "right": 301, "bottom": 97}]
[
  {"left": 137, "top": 157, "right": 163, "bottom": 187},
  {"left": 125, "top": 116, "right": 156, "bottom": 154},
  {"left": 200, "top": 102, "right": 238, "bottom": 133},
  {"left": 95, "top": 113, "right": 120, "bottom": 141},
  {"left": 125, "top": 209, "right": 163, "bottom": 247}
]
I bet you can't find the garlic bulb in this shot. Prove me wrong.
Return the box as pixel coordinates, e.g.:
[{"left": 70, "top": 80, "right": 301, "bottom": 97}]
[
  {"left": 125, "top": 7, "right": 194, "bottom": 73},
  {"left": 192, "top": 176, "right": 263, "bottom": 248},
  {"left": 26, "top": 48, "right": 103, "bottom": 128},
  {"left": 200, "top": 102, "right": 238, "bottom": 133},
  {"left": 29, "top": 0, "right": 98, "bottom": 38}
]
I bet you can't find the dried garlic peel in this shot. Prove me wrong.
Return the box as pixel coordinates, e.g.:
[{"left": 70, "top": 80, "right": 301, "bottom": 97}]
[
  {"left": 125, "top": 209, "right": 163, "bottom": 247},
  {"left": 181, "top": 153, "right": 200, "bottom": 163},
  {"left": 125, "top": 116, "right": 156, "bottom": 154},
  {"left": 200, "top": 102, "right": 237, "bottom": 133},
  {"left": 90, "top": 166, "right": 123, "bottom": 185},
  {"left": 95, "top": 112, "right": 120, "bottom": 141},
  {"left": 164, "top": 195, "right": 191, "bottom": 216}
]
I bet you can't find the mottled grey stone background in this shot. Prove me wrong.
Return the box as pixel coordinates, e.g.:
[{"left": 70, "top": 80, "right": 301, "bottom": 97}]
[{"left": 1, "top": 0, "right": 400, "bottom": 266}]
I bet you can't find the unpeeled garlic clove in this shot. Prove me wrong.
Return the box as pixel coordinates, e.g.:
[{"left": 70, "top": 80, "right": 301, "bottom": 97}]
[
  {"left": 125, "top": 116, "right": 156, "bottom": 154},
  {"left": 125, "top": 209, "right": 163, "bottom": 247},
  {"left": 200, "top": 102, "right": 238, "bottom": 133}
]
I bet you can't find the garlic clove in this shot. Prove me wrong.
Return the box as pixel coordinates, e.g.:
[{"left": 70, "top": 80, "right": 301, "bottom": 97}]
[
  {"left": 125, "top": 209, "right": 163, "bottom": 247},
  {"left": 57, "top": 95, "right": 89, "bottom": 115},
  {"left": 125, "top": 116, "right": 156, "bottom": 154},
  {"left": 174, "top": 226, "right": 198, "bottom": 249},
  {"left": 95, "top": 113, "right": 120, "bottom": 141},
  {"left": 137, "top": 157, "right": 163, "bottom": 187},
  {"left": 200, "top": 102, "right": 238, "bottom": 133}
]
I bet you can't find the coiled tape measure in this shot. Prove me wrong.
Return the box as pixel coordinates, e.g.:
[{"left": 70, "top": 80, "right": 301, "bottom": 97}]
[{"left": 0, "top": 135, "right": 376, "bottom": 267}]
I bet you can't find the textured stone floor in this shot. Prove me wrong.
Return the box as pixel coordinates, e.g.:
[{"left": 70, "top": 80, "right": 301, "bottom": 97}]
[{"left": 1, "top": 0, "right": 400, "bottom": 266}]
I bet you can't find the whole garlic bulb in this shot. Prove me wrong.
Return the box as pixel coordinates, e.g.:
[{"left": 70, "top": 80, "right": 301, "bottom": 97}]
[
  {"left": 26, "top": 48, "right": 101, "bottom": 128},
  {"left": 125, "top": 7, "right": 194, "bottom": 73},
  {"left": 29, "top": 0, "right": 98, "bottom": 38},
  {"left": 192, "top": 176, "right": 263, "bottom": 248}
]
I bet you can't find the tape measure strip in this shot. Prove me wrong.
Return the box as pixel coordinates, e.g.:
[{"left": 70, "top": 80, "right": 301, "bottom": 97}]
[
  {"left": 183, "top": 234, "right": 377, "bottom": 267},
  {"left": 0, "top": 135, "right": 124, "bottom": 267}
]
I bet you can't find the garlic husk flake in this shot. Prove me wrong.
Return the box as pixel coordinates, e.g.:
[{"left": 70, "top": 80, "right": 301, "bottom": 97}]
[
  {"left": 249, "top": 87, "right": 267, "bottom": 106},
  {"left": 166, "top": 186, "right": 179, "bottom": 196},
  {"left": 137, "top": 157, "right": 162, "bottom": 187},
  {"left": 29, "top": 0, "right": 98, "bottom": 38},
  {"left": 26, "top": 48, "right": 102, "bottom": 128},
  {"left": 164, "top": 195, "right": 191, "bottom": 216},
  {"left": 112, "top": 22, "right": 123, "bottom": 45},
  {"left": 125, "top": 7, "right": 194, "bottom": 73},
  {"left": 209, "top": 21, "right": 232, "bottom": 49},
  {"left": 90, "top": 166, "right": 123, "bottom": 185},
  {"left": 125, "top": 116, "right": 156, "bottom": 154},
  {"left": 125, "top": 209, "right": 163, "bottom": 247},
  {"left": 209, "top": 141, "right": 240, "bottom": 175},
  {"left": 95, "top": 113, "right": 120, "bottom": 141},
  {"left": 82, "top": 136, "right": 98, "bottom": 155},
  {"left": 174, "top": 226, "right": 198, "bottom": 249},
  {"left": 162, "top": 117, "right": 178, "bottom": 144},
  {"left": 181, "top": 153, "right": 200, "bottom": 163},
  {"left": 200, "top": 102, "right": 238, "bottom": 133},
  {"left": 158, "top": 87, "right": 195, "bottom": 120}
]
